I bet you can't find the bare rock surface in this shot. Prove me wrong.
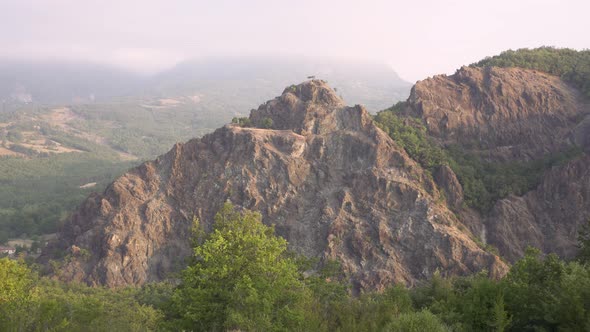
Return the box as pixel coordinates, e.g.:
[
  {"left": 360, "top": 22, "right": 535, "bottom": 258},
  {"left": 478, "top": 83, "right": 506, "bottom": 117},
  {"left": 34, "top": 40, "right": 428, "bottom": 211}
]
[
  {"left": 433, "top": 165, "right": 464, "bottom": 211},
  {"left": 41, "top": 80, "right": 506, "bottom": 289},
  {"left": 486, "top": 154, "right": 590, "bottom": 262},
  {"left": 405, "top": 66, "right": 589, "bottom": 160},
  {"left": 402, "top": 66, "right": 590, "bottom": 263}
]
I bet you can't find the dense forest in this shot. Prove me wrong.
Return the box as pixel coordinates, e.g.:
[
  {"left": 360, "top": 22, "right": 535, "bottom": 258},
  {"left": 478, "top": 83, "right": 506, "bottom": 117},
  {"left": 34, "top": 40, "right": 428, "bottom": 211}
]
[{"left": 2, "top": 204, "right": 590, "bottom": 331}]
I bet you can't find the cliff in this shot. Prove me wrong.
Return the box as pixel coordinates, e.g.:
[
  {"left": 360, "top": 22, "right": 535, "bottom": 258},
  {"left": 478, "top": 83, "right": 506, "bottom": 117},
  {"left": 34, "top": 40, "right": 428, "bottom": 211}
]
[
  {"left": 405, "top": 66, "right": 588, "bottom": 161},
  {"left": 41, "top": 80, "right": 507, "bottom": 289},
  {"left": 403, "top": 66, "right": 590, "bottom": 262}
]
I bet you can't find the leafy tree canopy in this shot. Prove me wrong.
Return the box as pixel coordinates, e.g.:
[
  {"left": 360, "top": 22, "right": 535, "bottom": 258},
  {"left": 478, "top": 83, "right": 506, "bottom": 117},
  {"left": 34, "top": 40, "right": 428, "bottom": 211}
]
[{"left": 169, "top": 202, "right": 315, "bottom": 331}]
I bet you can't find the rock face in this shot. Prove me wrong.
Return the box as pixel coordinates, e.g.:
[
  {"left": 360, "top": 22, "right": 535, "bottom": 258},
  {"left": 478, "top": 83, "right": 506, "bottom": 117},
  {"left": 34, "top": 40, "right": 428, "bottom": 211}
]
[
  {"left": 486, "top": 154, "right": 590, "bottom": 262},
  {"left": 433, "top": 165, "right": 464, "bottom": 211},
  {"left": 403, "top": 66, "right": 590, "bottom": 263},
  {"left": 41, "top": 80, "right": 507, "bottom": 289},
  {"left": 406, "top": 66, "right": 588, "bottom": 160}
]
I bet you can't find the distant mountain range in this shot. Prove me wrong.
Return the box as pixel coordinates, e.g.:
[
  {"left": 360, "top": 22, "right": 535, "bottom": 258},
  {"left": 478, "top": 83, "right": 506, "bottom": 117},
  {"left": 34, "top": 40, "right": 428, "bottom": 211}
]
[
  {"left": 0, "top": 56, "right": 412, "bottom": 112},
  {"left": 0, "top": 60, "right": 144, "bottom": 104}
]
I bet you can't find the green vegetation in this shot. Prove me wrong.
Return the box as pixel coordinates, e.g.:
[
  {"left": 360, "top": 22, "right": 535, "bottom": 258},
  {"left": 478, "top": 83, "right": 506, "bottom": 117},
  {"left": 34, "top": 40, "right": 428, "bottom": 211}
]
[
  {"left": 231, "top": 116, "right": 274, "bottom": 129},
  {"left": 0, "top": 97, "right": 226, "bottom": 242},
  {"left": 0, "top": 258, "right": 162, "bottom": 331},
  {"left": 231, "top": 116, "right": 252, "bottom": 127},
  {"left": 68, "top": 102, "right": 217, "bottom": 159},
  {"left": 168, "top": 203, "right": 315, "bottom": 331},
  {"left": 259, "top": 117, "right": 274, "bottom": 129},
  {"left": 0, "top": 153, "right": 135, "bottom": 240},
  {"left": 374, "top": 105, "right": 584, "bottom": 212},
  {"left": 0, "top": 204, "right": 590, "bottom": 332},
  {"left": 374, "top": 102, "right": 447, "bottom": 171},
  {"left": 2, "top": 204, "right": 590, "bottom": 331},
  {"left": 446, "top": 145, "right": 583, "bottom": 211},
  {"left": 473, "top": 47, "right": 590, "bottom": 98}
]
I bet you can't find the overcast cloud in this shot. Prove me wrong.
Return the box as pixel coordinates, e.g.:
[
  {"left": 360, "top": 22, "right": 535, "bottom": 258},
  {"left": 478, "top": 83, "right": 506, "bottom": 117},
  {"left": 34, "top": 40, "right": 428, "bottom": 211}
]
[{"left": 0, "top": 0, "right": 588, "bottom": 81}]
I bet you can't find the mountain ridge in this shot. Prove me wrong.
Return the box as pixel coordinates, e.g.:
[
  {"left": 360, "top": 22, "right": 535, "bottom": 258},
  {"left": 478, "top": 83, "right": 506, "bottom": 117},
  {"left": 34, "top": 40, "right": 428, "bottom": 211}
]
[
  {"left": 395, "top": 64, "right": 590, "bottom": 263},
  {"left": 0, "top": 57, "right": 411, "bottom": 111},
  {"left": 41, "top": 80, "right": 507, "bottom": 290},
  {"left": 39, "top": 49, "right": 590, "bottom": 291}
]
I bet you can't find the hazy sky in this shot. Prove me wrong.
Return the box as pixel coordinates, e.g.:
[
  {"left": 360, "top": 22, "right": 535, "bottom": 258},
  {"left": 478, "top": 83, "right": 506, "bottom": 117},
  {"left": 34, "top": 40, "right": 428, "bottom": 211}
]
[{"left": 1, "top": 0, "right": 588, "bottom": 82}]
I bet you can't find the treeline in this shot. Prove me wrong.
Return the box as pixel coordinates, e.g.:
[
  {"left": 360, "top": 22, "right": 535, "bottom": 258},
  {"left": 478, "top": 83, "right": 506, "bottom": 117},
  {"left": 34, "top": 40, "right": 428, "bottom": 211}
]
[
  {"left": 0, "top": 259, "right": 162, "bottom": 331},
  {"left": 473, "top": 47, "right": 590, "bottom": 98},
  {"left": 373, "top": 105, "right": 584, "bottom": 212},
  {"left": 3, "top": 204, "right": 590, "bottom": 331}
]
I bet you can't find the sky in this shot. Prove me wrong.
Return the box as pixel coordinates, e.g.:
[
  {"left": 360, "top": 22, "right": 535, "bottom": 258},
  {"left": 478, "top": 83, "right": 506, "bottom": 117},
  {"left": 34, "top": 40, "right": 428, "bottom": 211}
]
[{"left": 0, "top": 0, "right": 588, "bottom": 82}]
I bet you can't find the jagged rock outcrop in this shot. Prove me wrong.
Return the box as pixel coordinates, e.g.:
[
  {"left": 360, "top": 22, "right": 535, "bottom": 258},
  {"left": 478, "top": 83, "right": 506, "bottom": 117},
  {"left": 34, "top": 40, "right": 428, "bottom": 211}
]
[
  {"left": 486, "top": 154, "right": 590, "bottom": 261},
  {"left": 402, "top": 66, "right": 590, "bottom": 263},
  {"left": 433, "top": 165, "right": 464, "bottom": 211},
  {"left": 41, "top": 80, "right": 507, "bottom": 289},
  {"left": 405, "top": 66, "right": 589, "bottom": 160}
]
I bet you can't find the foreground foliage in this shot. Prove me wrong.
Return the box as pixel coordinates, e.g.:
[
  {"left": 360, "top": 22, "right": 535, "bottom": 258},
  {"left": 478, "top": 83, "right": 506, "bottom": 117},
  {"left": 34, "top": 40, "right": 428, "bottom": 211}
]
[
  {"left": 2, "top": 205, "right": 590, "bottom": 331},
  {"left": 167, "top": 203, "right": 316, "bottom": 331},
  {"left": 0, "top": 258, "right": 162, "bottom": 331}
]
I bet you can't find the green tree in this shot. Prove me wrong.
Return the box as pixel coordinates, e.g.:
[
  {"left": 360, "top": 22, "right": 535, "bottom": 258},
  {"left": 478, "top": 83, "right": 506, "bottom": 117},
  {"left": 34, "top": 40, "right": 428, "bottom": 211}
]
[
  {"left": 0, "top": 258, "right": 38, "bottom": 331},
  {"left": 321, "top": 285, "right": 414, "bottom": 332},
  {"left": 384, "top": 310, "right": 450, "bottom": 332},
  {"left": 169, "top": 203, "right": 316, "bottom": 331},
  {"left": 374, "top": 104, "right": 448, "bottom": 172},
  {"left": 503, "top": 248, "right": 563, "bottom": 331},
  {"left": 33, "top": 281, "right": 162, "bottom": 332},
  {"left": 0, "top": 258, "right": 163, "bottom": 331},
  {"left": 260, "top": 117, "right": 274, "bottom": 129},
  {"left": 503, "top": 247, "right": 590, "bottom": 331},
  {"left": 452, "top": 275, "right": 510, "bottom": 332}
]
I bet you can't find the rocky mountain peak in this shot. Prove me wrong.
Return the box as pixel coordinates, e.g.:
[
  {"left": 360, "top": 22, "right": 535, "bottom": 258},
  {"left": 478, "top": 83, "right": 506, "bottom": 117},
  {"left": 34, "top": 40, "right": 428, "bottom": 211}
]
[
  {"left": 401, "top": 65, "right": 590, "bottom": 265},
  {"left": 281, "top": 79, "right": 344, "bottom": 106},
  {"left": 40, "top": 80, "right": 507, "bottom": 289},
  {"left": 406, "top": 66, "right": 587, "bottom": 160},
  {"left": 249, "top": 80, "right": 362, "bottom": 135}
]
